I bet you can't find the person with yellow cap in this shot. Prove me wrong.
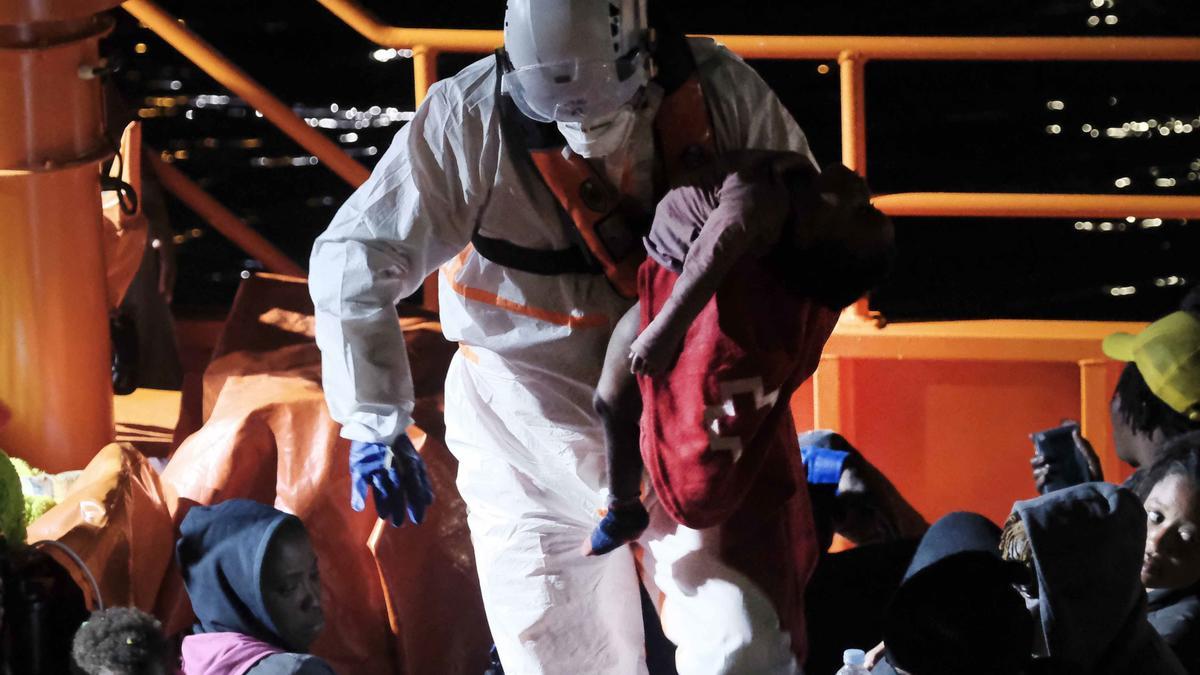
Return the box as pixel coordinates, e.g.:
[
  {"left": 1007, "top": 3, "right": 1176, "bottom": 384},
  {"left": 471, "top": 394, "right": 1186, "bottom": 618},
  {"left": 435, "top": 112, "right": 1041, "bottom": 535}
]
[
  {"left": 1104, "top": 310, "right": 1200, "bottom": 426},
  {"left": 1033, "top": 296, "right": 1200, "bottom": 493}
]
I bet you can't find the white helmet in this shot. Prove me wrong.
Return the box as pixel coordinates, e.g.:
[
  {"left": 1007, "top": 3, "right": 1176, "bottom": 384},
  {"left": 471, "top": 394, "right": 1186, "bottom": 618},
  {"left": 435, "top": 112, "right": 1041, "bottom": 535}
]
[{"left": 502, "top": 0, "right": 650, "bottom": 124}]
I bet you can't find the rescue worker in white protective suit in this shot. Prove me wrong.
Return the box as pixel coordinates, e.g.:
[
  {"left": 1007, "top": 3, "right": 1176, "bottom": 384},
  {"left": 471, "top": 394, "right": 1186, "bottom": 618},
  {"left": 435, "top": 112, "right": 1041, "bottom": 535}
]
[{"left": 310, "top": 0, "right": 819, "bottom": 673}]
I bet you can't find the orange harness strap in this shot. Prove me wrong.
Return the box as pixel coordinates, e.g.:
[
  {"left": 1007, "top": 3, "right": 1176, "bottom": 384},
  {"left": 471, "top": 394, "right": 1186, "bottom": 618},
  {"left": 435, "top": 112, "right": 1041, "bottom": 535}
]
[{"left": 527, "top": 76, "right": 717, "bottom": 299}]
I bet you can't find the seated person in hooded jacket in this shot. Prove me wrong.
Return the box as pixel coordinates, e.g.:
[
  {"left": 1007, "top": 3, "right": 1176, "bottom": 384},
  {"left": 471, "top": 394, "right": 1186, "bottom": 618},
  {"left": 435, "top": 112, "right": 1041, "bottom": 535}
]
[
  {"left": 866, "top": 512, "right": 1033, "bottom": 675},
  {"left": 999, "top": 482, "right": 1185, "bottom": 675},
  {"left": 177, "top": 499, "right": 333, "bottom": 675},
  {"left": 1134, "top": 431, "right": 1200, "bottom": 674}
]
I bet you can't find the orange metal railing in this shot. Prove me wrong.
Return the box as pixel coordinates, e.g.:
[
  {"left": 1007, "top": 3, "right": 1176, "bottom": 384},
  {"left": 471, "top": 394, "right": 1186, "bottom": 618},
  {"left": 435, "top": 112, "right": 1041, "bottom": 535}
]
[
  {"left": 313, "top": 0, "right": 1200, "bottom": 179},
  {"left": 121, "top": 0, "right": 369, "bottom": 274},
  {"left": 123, "top": 0, "right": 370, "bottom": 187},
  {"left": 310, "top": 0, "right": 1200, "bottom": 320},
  {"left": 872, "top": 193, "right": 1200, "bottom": 219},
  {"left": 122, "top": 0, "right": 1200, "bottom": 282},
  {"left": 147, "top": 151, "right": 306, "bottom": 276}
]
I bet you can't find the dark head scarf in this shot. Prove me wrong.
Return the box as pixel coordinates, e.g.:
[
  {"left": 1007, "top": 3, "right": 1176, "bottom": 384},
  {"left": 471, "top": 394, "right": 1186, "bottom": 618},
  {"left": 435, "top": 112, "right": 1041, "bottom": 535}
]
[
  {"left": 883, "top": 512, "right": 1032, "bottom": 675},
  {"left": 176, "top": 499, "right": 300, "bottom": 644}
]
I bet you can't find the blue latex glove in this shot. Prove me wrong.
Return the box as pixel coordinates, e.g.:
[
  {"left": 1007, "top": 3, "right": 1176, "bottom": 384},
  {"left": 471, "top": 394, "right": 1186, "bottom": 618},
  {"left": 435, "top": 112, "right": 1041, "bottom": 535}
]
[{"left": 349, "top": 437, "right": 434, "bottom": 527}]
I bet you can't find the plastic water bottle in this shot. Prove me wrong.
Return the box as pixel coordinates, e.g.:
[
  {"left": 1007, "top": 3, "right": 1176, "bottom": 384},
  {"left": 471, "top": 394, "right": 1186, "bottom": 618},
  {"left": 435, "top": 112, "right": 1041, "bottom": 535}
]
[{"left": 835, "top": 648, "right": 870, "bottom": 675}]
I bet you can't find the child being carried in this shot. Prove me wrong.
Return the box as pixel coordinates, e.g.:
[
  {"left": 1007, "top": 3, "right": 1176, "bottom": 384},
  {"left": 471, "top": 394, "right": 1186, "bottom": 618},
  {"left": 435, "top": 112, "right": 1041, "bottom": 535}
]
[{"left": 585, "top": 150, "right": 895, "bottom": 555}]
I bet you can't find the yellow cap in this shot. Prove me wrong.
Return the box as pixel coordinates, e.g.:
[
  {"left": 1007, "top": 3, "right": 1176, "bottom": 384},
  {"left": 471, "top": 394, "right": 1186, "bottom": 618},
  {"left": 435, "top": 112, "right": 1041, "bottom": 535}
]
[{"left": 1103, "top": 311, "right": 1200, "bottom": 422}]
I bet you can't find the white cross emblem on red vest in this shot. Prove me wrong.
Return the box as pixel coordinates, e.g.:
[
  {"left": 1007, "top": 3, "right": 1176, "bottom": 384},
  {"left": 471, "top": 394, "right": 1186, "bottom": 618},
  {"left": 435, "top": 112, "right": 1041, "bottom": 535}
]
[{"left": 703, "top": 377, "right": 780, "bottom": 462}]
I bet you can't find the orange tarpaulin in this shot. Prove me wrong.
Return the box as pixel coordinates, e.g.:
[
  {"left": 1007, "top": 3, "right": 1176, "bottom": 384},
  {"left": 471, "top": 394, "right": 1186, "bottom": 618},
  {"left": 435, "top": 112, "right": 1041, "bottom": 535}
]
[
  {"left": 156, "top": 274, "right": 488, "bottom": 675},
  {"left": 31, "top": 274, "right": 489, "bottom": 674},
  {"left": 27, "top": 442, "right": 175, "bottom": 612}
]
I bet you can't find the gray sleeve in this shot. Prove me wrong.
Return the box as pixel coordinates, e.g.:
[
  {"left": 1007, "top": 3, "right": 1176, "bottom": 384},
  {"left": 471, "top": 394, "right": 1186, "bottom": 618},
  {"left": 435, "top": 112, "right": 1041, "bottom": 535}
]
[{"left": 245, "top": 653, "right": 337, "bottom": 675}]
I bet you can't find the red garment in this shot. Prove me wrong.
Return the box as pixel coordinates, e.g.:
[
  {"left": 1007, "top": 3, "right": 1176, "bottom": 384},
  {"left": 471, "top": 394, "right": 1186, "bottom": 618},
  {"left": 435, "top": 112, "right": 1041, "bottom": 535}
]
[
  {"left": 637, "top": 255, "right": 838, "bottom": 656},
  {"left": 637, "top": 256, "right": 837, "bottom": 529},
  {"left": 181, "top": 632, "right": 284, "bottom": 675}
]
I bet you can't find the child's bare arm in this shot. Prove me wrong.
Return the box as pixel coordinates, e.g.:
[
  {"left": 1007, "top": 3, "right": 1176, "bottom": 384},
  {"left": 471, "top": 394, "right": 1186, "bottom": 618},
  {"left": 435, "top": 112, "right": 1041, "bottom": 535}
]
[{"left": 630, "top": 162, "right": 791, "bottom": 375}]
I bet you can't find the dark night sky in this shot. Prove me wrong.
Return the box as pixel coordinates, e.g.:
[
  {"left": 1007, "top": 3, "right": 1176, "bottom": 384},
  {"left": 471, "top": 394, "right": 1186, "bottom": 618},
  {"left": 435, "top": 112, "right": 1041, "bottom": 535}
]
[{"left": 109, "top": 0, "right": 1200, "bottom": 320}]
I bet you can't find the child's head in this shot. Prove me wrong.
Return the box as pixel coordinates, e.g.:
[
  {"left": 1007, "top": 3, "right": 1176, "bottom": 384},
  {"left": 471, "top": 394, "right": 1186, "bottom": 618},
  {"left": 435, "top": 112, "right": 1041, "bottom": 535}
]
[
  {"left": 71, "top": 607, "right": 169, "bottom": 675},
  {"left": 177, "top": 499, "right": 324, "bottom": 653},
  {"left": 781, "top": 162, "right": 896, "bottom": 310}
]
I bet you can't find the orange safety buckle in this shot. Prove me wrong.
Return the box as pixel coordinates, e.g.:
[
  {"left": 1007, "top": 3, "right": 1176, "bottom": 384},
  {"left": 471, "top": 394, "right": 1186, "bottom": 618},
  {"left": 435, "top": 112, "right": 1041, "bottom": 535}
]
[{"left": 528, "top": 150, "right": 645, "bottom": 298}]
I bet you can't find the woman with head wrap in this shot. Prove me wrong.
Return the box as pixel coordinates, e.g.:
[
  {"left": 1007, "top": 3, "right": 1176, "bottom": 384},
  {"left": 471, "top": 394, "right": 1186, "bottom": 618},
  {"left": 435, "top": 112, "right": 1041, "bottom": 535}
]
[
  {"left": 176, "top": 499, "right": 332, "bottom": 675},
  {"left": 1003, "top": 482, "right": 1184, "bottom": 674}
]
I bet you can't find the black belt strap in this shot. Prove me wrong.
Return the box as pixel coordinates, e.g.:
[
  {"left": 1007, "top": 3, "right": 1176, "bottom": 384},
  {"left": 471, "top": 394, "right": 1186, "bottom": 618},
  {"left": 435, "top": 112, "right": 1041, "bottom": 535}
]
[{"left": 471, "top": 232, "right": 598, "bottom": 276}]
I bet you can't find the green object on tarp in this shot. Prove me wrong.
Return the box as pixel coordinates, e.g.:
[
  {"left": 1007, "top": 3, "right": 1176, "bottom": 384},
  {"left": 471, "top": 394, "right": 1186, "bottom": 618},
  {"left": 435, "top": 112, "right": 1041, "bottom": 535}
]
[{"left": 0, "top": 449, "right": 27, "bottom": 547}]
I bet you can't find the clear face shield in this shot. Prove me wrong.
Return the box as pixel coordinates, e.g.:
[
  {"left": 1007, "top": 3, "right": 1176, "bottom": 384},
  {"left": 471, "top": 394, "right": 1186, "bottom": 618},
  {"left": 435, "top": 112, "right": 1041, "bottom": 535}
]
[{"left": 501, "top": 48, "right": 648, "bottom": 124}]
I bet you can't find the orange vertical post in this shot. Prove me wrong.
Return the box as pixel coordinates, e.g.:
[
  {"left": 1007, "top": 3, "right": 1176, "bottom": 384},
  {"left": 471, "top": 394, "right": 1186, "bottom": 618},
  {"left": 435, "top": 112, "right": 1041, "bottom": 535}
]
[
  {"left": 0, "top": 2, "right": 124, "bottom": 472},
  {"left": 838, "top": 51, "right": 877, "bottom": 322},
  {"left": 838, "top": 50, "right": 868, "bottom": 177},
  {"left": 813, "top": 355, "right": 847, "bottom": 433},
  {"left": 1080, "top": 359, "right": 1123, "bottom": 482},
  {"left": 412, "top": 45, "right": 438, "bottom": 105}
]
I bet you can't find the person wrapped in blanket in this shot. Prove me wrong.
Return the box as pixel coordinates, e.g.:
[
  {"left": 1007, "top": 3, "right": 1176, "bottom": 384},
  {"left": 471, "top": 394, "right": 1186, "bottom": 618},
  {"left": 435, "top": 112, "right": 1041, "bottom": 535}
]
[{"left": 584, "top": 150, "right": 896, "bottom": 555}]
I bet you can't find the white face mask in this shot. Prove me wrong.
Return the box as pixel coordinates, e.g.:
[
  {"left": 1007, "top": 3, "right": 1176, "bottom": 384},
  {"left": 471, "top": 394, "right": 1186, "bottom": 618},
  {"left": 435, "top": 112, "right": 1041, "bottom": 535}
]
[{"left": 556, "top": 106, "right": 638, "bottom": 158}]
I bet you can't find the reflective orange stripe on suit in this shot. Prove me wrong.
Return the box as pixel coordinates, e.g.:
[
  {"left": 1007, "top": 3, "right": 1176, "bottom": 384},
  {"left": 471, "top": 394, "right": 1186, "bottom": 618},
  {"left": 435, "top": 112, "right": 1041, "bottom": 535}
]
[{"left": 441, "top": 245, "right": 611, "bottom": 329}]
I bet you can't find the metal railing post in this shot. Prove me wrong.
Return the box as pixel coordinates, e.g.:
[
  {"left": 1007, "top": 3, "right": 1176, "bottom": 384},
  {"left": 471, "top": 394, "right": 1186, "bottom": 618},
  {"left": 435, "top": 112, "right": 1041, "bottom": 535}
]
[
  {"left": 838, "top": 50, "right": 868, "bottom": 178},
  {"left": 412, "top": 45, "right": 438, "bottom": 104},
  {"left": 147, "top": 152, "right": 306, "bottom": 277},
  {"left": 1080, "top": 359, "right": 1124, "bottom": 482},
  {"left": 838, "top": 51, "right": 878, "bottom": 321}
]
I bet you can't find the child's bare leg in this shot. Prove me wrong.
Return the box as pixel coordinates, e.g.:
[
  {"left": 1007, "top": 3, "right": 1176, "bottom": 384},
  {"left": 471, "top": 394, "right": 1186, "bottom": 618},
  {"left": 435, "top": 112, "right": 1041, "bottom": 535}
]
[
  {"left": 597, "top": 302, "right": 644, "bottom": 503},
  {"left": 584, "top": 302, "right": 650, "bottom": 556}
]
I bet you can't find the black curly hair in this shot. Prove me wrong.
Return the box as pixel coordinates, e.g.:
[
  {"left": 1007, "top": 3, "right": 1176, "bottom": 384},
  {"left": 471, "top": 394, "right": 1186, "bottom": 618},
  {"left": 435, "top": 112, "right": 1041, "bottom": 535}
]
[
  {"left": 1134, "top": 431, "right": 1200, "bottom": 503},
  {"left": 72, "top": 607, "right": 168, "bottom": 675},
  {"left": 1113, "top": 362, "right": 1200, "bottom": 440}
]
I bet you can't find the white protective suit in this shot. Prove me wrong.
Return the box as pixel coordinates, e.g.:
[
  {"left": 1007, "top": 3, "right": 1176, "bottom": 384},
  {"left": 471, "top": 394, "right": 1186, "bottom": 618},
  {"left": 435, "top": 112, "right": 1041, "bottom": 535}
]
[{"left": 311, "top": 38, "right": 815, "bottom": 675}]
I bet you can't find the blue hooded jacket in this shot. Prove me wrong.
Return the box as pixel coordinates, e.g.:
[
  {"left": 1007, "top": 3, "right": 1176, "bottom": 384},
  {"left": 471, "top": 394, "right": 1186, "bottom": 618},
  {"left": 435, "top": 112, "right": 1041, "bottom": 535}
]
[
  {"left": 1014, "top": 482, "right": 1185, "bottom": 675},
  {"left": 176, "top": 499, "right": 300, "bottom": 644}
]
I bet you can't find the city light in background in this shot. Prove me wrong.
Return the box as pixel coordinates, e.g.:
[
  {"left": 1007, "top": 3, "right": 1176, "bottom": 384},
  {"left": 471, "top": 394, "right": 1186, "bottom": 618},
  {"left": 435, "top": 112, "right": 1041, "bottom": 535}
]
[{"left": 109, "top": 0, "right": 1199, "bottom": 317}]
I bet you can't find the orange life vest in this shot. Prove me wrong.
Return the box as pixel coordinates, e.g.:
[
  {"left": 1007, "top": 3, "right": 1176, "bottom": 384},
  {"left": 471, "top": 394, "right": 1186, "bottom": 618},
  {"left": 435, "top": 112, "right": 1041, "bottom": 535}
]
[{"left": 479, "top": 46, "right": 718, "bottom": 299}]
